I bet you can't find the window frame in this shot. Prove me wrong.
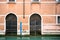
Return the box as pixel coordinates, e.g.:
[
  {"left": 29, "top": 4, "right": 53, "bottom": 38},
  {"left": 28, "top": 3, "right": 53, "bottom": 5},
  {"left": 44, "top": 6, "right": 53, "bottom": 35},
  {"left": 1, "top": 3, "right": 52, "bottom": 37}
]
[
  {"left": 7, "top": 0, "right": 16, "bottom": 3},
  {"left": 31, "top": 0, "right": 40, "bottom": 3},
  {"left": 57, "top": 16, "right": 60, "bottom": 24},
  {"left": 56, "top": 0, "right": 60, "bottom": 3}
]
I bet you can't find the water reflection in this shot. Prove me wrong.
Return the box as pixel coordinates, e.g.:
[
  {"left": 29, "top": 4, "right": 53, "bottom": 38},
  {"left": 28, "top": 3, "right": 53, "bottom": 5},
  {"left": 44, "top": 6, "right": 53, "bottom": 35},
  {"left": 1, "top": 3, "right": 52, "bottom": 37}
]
[
  {"left": 0, "top": 36, "right": 60, "bottom": 40},
  {"left": 17, "top": 37, "right": 30, "bottom": 40}
]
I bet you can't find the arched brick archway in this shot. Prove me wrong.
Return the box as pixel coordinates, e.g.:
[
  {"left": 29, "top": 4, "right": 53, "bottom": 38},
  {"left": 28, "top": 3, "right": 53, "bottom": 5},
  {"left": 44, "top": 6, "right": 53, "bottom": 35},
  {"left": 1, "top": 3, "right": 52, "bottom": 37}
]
[
  {"left": 30, "top": 14, "right": 41, "bottom": 35},
  {"left": 6, "top": 13, "right": 17, "bottom": 35}
]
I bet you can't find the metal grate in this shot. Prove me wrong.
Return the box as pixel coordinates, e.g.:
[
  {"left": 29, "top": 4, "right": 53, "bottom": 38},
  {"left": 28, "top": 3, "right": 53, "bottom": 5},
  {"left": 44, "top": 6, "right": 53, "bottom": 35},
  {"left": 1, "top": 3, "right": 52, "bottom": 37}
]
[
  {"left": 33, "top": 0, "right": 39, "bottom": 1},
  {"left": 9, "top": 0, "right": 15, "bottom": 1},
  {"left": 6, "top": 13, "right": 17, "bottom": 35},
  {"left": 30, "top": 14, "right": 41, "bottom": 35}
]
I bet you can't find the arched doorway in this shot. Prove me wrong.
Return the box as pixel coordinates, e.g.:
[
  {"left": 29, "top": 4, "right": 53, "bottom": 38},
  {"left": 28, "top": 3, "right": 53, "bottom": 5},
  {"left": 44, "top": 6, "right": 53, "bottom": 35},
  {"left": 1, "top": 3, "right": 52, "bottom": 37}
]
[
  {"left": 6, "top": 13, "right": 17, "bottom": 36},
  {"left": 30, "top": 14, "right": 41, "bottom": 36}
]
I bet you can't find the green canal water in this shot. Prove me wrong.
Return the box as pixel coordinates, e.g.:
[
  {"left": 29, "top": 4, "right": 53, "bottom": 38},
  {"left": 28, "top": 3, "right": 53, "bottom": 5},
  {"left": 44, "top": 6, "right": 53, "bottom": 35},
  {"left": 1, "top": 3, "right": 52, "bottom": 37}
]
[{"left": 0, "top": 36, "right": 60, "bottom": 40}]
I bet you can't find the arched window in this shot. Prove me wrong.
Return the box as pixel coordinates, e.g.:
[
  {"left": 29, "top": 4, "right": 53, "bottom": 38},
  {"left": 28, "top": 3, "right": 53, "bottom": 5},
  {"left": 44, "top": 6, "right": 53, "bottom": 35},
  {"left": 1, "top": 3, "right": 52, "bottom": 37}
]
[
  {"left": 30, "top": 14, "right": 41, "bottom": 35},
  {"left": 6, "top": 13, "right": 17, "bottom": 35}
]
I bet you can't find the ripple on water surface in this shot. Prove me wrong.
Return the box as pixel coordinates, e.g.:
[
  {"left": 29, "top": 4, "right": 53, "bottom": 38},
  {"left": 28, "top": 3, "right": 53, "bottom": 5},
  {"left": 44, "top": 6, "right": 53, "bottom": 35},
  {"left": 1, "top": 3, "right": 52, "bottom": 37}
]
[{"left": 0, "top": 36, "right": 60, "bottom": 40}]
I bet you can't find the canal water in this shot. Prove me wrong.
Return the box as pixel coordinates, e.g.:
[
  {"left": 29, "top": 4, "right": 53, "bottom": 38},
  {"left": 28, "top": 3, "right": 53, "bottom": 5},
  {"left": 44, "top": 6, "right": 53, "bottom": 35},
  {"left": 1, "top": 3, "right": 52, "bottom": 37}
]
[{"left": 0, "top": 36, "right": 60, "bottom": 40}]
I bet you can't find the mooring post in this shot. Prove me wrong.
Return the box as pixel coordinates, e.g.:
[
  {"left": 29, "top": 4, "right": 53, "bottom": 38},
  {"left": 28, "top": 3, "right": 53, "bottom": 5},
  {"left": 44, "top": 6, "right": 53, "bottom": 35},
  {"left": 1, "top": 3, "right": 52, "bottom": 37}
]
[{"left": 20, "top": 21, "right": 22, "bottom": 36}]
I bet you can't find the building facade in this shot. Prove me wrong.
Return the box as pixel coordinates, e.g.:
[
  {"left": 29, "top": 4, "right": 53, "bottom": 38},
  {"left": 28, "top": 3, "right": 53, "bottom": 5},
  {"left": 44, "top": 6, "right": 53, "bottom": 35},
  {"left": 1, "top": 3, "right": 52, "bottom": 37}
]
[{"left": 0, "top": 0, "right": 60, "bottom": 35}]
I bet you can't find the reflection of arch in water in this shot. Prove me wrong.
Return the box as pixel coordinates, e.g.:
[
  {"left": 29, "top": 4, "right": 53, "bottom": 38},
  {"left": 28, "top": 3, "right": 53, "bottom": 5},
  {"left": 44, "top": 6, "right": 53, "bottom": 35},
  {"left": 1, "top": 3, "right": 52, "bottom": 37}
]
[
  {"left": 30, "top": 13, "right": 41, "bottom": 35},
  {"left": 0, "top": 36, "right": 59, "bottom": 40},
  {"left": 17, "top": 37, "right": 30, "bottom": 40},
  {"left": 6, "top": 13, "right": 17, "bottom": 35}
]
